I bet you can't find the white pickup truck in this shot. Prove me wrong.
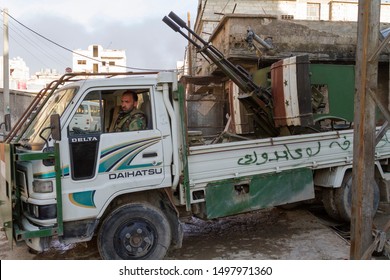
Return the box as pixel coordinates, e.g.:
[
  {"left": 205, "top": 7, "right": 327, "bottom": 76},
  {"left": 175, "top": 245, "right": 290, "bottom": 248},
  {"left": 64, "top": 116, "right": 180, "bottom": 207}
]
[{"left": 1, "top": 70, "right": 389, "bottom": 260}]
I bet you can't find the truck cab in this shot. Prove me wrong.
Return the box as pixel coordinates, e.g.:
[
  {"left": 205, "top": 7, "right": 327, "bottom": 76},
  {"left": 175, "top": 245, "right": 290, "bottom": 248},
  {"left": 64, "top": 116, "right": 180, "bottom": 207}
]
[{"left": 0, "top": 72, "right": 183, "bottom": 260}]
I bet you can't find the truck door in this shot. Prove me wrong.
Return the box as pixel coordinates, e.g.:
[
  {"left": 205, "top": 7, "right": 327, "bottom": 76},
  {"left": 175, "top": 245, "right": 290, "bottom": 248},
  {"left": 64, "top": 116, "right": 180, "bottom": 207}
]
[
  {"left": 0, "top": 143, "right": 13, "bottom": 247},
  {"left": 61, "top": 89, "right": 165, "bottom": 216}
]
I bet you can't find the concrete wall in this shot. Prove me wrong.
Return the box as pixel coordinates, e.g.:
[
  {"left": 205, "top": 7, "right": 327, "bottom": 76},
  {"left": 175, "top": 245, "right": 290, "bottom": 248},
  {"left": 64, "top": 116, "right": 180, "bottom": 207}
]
[
  {"left": 195, "top": 0, "right": 390, "bottom": 42},
  {"left": 194, "top": 14, "right": 390, "bottom": 76},
  {"left": 192, "top": 0, "right": 390, "bottom": 76},
  {"left": 0, "top": 90, "right": 36, "bottom": 136}
]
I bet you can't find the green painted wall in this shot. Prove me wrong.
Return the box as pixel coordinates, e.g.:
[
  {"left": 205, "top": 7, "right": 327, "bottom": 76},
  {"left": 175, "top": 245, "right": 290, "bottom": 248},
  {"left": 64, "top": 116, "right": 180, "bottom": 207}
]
[
  {"left": 309, "top": 64, "right": 355, "bottom": 122},
  {"left": 253, "top": 63, "right": 356, "bottom": 122}
]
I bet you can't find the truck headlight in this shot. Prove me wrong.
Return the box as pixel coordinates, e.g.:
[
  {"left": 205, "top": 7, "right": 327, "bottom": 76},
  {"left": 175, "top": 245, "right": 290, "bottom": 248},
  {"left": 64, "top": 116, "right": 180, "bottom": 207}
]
[
  {"left": 24, "top": 202, "right": 57, "bottom": 219},
  {"left": 32, "top": 180, "right": 53, "bottom": 193}
]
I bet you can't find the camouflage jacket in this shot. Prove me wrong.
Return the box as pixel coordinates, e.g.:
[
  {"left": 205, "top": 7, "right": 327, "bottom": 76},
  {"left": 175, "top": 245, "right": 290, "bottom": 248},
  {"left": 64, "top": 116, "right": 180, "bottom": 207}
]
[{"left": 114, "top": 108, "right": 146, "bottom": 132}]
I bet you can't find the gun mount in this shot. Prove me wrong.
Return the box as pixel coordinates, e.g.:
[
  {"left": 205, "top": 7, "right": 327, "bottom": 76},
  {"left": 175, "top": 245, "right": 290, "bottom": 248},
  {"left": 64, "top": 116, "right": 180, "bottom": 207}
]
[{"left": 163, "top": 11, "right": 279, "bottom": 137}]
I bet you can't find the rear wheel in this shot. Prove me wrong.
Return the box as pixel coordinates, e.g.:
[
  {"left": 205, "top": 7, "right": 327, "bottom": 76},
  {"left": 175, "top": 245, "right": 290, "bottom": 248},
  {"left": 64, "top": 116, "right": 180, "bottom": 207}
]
[
  {"left": 322, "top": 188, "right": 341, "bottom": 221},
  {"left": 334, "top": 171, "right": 380, "bottom": 222},
  {"left": 97, "top": 203, "right": 171, "bottom": 260}
]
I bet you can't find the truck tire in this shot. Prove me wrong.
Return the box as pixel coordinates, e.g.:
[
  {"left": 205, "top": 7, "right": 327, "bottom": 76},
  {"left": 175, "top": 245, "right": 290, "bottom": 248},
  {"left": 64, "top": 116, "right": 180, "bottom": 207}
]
[
  {"left": 322, "top": 188, "right": 342, "bottom": 221},
  {"left": 334, "top": 171, "right": 380, "bottom": 222},
  {"left": 97, "top": 203, "right": 172, "bottom": 260}
]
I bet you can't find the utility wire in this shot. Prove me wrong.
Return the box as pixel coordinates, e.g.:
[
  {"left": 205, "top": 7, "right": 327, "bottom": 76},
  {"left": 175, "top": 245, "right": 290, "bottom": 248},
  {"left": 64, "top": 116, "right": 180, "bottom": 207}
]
[
  {"left": 2, "top": 21, "right": 67, "bottom": 72},
  {"left": 6, "top": 29, "right": 52, "bottom": 70},
  {"left": 10, "top": 19, "right": 70, "bottom": 66},
  {"left": 1, "top": 9, "right": 178, "bottom": 72},
  {"left": 4, "top": 10, "right": 106, "bottom": 64},
  {"left": 7, "top": 20, "right": 68, "bottom": 69}
]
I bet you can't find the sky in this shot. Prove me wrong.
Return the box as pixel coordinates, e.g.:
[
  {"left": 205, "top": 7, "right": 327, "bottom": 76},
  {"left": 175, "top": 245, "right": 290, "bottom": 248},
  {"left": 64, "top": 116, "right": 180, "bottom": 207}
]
[{"left": 0, "top": 0, "right": 199, "bottom": 74}]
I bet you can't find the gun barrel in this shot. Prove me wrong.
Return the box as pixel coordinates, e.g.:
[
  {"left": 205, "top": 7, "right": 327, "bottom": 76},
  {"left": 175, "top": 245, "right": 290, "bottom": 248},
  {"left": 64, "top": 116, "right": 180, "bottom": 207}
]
[
  {"left": 164, "top": 11, "right": 261, "bottom": 94},
  {"left": 168, "top": 11, "right": 187, "bottom": 29},
  {"left": 247, "top": 27, "right": 273, "bottom": 50},
  {"left": 168, "top": 11, "right": 208, "bottom": 46},
  {"left": 163, "top": 16, "right": 201, "bottom": 48},
  {"left": 162, "top": 16, "right": 181, "bottom": 33}
]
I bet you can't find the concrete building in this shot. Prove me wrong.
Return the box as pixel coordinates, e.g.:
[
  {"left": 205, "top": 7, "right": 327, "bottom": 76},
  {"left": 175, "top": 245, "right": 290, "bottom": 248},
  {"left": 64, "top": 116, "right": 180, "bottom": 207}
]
[
  {"left": 0, "top": 56, "right": 29, "bottom": 90},
  {"left": 194, "top": 0, "right": 390, "bottom": 42},
  {"left": 191, "top": 0, "right": 390, "bottom": 72},
  {"left": 27, "top": 69, "right": 62, "bottom": 93},
  {"left": 0, "top": 56, "right": 63, "bottom": 93},
  {"left": 72, "top": 45, "right": 127, "bottom": 73}
]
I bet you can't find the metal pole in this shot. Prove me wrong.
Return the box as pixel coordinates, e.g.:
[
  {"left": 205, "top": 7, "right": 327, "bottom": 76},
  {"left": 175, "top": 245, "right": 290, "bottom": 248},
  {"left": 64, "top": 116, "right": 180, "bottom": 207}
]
[
  {"left": 351, "top": 0, "right": 380, "bottom": 259},
  {"left": 187, "top": 12, "right": 192, "bottom": 77},
  {"left": 3, "top": 8, "right": 10, "bottom": 132}
]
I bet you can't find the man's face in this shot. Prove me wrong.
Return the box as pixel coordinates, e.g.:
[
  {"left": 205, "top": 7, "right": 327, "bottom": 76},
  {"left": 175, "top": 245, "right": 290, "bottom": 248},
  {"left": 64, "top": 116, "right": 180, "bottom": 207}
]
[{"left": 121, "top": 93, "right": 137, "bottom": 112}]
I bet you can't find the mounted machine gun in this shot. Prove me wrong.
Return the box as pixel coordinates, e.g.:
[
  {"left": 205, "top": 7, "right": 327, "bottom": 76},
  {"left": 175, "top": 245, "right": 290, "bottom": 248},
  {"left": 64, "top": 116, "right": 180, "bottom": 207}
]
[{"left": 163, "top": 11, "right": 280, "bottom": 137}]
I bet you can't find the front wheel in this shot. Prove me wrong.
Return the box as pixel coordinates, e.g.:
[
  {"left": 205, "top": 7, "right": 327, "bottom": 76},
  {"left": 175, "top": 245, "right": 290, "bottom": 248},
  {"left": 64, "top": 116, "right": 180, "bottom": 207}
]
[{"left": 97, "top": 203, "right": 172, "bottom": 260}]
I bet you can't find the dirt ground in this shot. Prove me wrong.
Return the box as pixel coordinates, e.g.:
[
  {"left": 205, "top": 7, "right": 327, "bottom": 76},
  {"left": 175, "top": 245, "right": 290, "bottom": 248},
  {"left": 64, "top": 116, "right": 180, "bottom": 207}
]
[{"left": 1, "top": 203, "right": 389, "bottom": 260}]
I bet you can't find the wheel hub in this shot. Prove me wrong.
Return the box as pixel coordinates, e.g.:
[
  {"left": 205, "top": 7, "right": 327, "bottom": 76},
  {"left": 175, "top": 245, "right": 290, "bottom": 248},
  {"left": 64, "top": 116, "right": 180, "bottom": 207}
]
[{"left": 116, "top": 221, "right": 155, "bottom": 258}]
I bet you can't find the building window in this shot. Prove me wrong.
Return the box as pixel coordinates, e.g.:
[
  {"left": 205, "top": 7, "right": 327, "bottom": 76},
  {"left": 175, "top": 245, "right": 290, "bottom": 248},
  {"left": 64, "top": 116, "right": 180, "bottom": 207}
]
[
  {"left": 281, "top": 15, "right": 294, "bottom": 20},
  {"left": 78, "top": 60, "right": 87, "bottom": 65},
  {"left": 307, "top": 3, "right": 320, "bottom": 20},
  {"left": 93, "top": 45, "right": 99, "bottom": 57},
  {"left": 93, "top": 63, "right": 98, "bottom": 73},
  {"left": 109, "top": 61, "right": 116, "bottom": 66}
]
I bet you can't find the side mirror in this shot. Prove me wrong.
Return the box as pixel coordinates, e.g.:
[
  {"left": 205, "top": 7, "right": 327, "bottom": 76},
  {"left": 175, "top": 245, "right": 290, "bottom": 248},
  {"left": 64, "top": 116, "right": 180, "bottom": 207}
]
[
  {"left": 50, "top": 114, "right": 61, "bottom": 141},
  {"left": 4, "top": 114, "right": 11, "bottom": 132}
]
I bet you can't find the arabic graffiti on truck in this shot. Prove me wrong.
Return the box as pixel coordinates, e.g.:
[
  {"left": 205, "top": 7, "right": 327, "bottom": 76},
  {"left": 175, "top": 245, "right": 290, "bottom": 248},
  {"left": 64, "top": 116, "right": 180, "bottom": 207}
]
[{"left": 237, "top": 136, "right": 352, "bottom": 166}]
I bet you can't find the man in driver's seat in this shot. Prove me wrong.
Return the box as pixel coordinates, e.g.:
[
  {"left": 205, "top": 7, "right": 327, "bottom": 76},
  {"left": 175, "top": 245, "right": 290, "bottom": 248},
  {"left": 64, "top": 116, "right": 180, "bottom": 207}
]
[{"left": 114, "top": 90, "right": 146, "bottom": 132}]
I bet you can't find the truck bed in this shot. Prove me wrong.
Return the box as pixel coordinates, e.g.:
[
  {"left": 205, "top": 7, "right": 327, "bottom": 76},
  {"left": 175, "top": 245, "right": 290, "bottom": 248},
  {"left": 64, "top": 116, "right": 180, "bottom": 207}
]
[{"left": 187, "top": 129, "right": 390, "bottom": 185}]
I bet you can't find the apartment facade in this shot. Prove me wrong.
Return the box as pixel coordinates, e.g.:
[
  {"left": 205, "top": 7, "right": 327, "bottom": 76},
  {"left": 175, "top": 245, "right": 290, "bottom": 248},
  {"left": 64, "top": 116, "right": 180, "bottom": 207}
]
[
  {"left": 72, "top": 45, "right": 127, "bottom": 73},
  {"left": 0, "top": 56, "right": 29, "bottom": 90},
  {"left": 194, "top": 0, "right": 390, "bottom": 42}
]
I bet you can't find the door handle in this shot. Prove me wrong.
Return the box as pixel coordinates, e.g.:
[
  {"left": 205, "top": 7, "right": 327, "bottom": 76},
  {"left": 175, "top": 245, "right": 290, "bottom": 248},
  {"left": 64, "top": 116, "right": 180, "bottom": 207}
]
[{"left": 142, "top": 152, "right": 158, "bottom": 158}]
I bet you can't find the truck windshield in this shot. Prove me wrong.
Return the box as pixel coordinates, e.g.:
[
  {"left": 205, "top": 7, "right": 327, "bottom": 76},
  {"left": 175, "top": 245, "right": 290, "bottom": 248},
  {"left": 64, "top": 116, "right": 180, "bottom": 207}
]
[{"left": 21, "top": 87, "right": 77, "bottom": 150}]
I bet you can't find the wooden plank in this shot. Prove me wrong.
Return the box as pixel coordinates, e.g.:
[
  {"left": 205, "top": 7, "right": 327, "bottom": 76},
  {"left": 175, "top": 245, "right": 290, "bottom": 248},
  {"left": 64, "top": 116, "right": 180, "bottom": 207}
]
[{"left": 351, "top": 0, "right": 380, "bottom": 259}]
